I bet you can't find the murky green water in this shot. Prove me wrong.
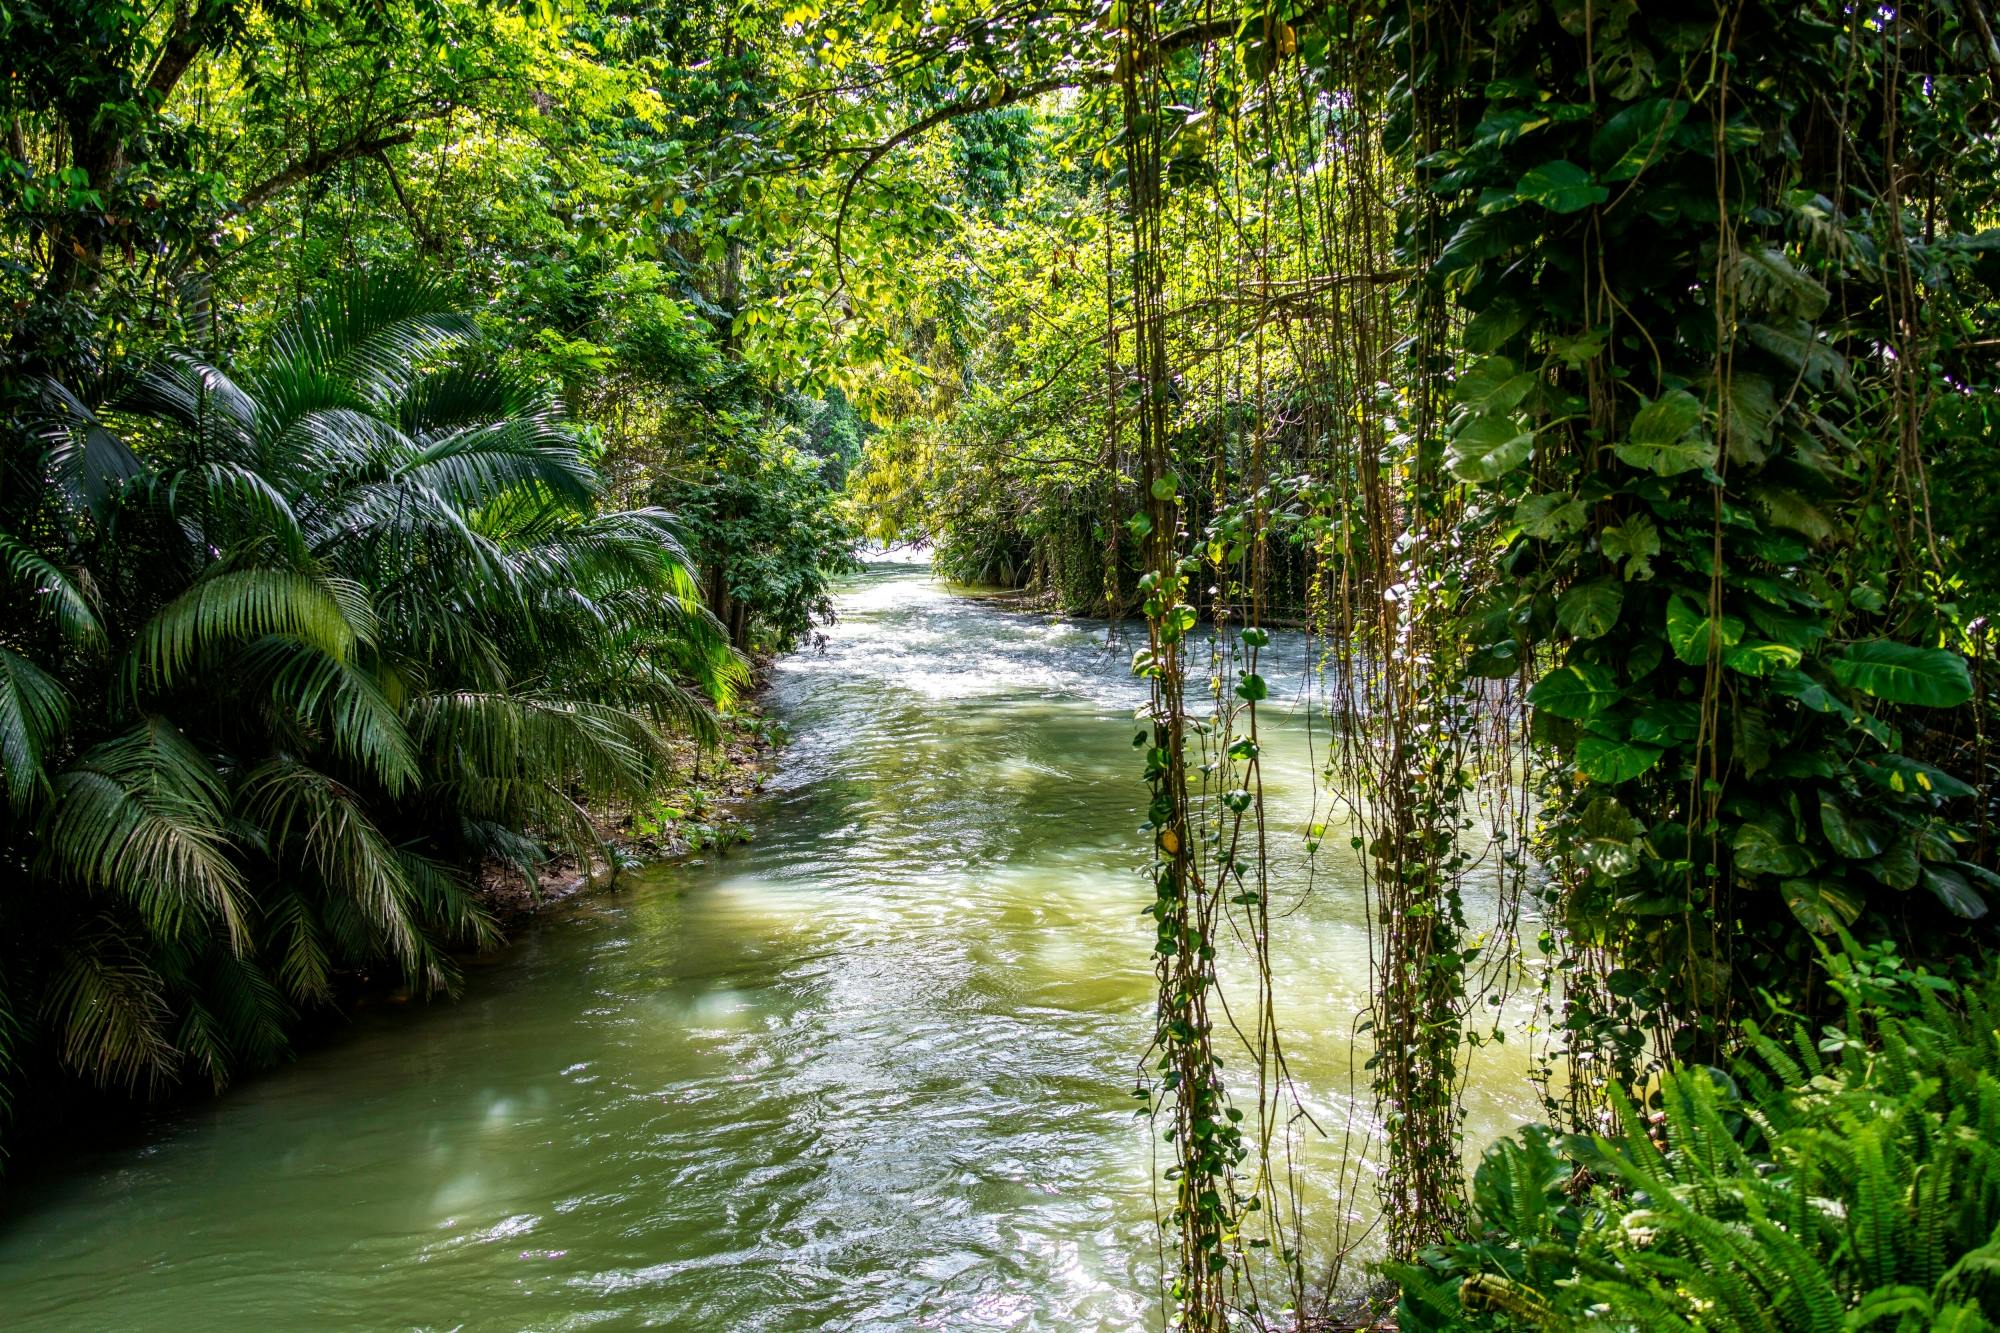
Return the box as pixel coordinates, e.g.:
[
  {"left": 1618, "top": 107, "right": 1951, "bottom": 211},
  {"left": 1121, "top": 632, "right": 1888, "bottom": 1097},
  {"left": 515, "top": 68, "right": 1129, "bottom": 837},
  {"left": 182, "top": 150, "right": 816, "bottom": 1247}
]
[{"left": 0, "top": 555, "right": 1538, "bottom": 1330}]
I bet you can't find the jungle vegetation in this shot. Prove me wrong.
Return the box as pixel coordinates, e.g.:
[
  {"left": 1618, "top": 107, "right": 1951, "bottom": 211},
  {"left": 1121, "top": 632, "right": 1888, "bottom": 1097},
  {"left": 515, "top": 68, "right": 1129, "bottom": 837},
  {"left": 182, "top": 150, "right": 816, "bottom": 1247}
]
[{"left": 8, "top": 0, "right": 2000, "bottom": 1328}]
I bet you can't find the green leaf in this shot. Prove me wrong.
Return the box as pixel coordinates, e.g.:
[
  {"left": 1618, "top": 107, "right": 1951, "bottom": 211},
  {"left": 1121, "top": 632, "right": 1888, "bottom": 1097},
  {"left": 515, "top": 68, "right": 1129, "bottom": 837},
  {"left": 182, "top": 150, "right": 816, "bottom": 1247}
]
[
  {"left": 1859, "top": 755, "right": 1977, "bottom": 800},
  {"left": 1557, "top": 580, "right": 1624, "bottom": 640},
  {"left": 1751, "top": 484, "right": 1835, "bottom": 544},
  {"left": 1614, "top": 389, "right": 1716, "bottom": 475},
  {"left": 1829, "top": 641, "right": 1973, "bottom": 708},
  {"left": 1437, "top": 213, "right": 1512, "bottom": 276},
  {"left": 1591, "top": 98, "right": 1687, "bottom": 181},
  {"left": 1516, "top": 493, "right": 1587, "bottom": 540},
  {"left": 1738, "top": 245, "right": 1829, "bottom": 321},
  {"left": 1818, "top": 794, "right": 1883, "bottom": 859},
  {"left": 1600, "top": 515, "right": 1661, "bottom": 580},
  {"left": 1666, "top": 594, "right": 1744, "bottom": 665},
  {"left": 1515, "top": 160, "right": 1608, "bottom": 213},
  {"left": 1745, "top": 320, "right": 1852, "bottom": 396},
  {"left": 1454, "top": 356, "right": 1536, "bottom": 414},
  {"left": 1722, "top": 640, "right": 1803, "bottom": 676},
  {"left": 1576, "top": 735, "right": 1664, "bottom": 783},
  {"left": 1528, "top": 662, "right": 1621, "bottom": 720},
  {"left": 1447, "top": 414, "right": 1535, "bottom": 483},
  {"left": 1772, "top": 668, "right": 1853, "bottom": 718},
  {"left": 1781, "top": 878, "right": 1865, "bottom": 934},
  {"left": 1732, "top": 812, "right": 1819, "bottom": 878},
  {"left": 1866, "top": 837, "right": 1922, "bottom": 891},
  {"left": 1576, "top": 796, "right": 1642, "bottom": 877},
  {"left": 1921, "top": 865, "right": 1988, "bottom": 920},
  {"left": 1464, "top": 302, "right": 1530, "bottom": 355},
  {"left": 1712, "top": 371, "right": 1779, "bottom": 465}
]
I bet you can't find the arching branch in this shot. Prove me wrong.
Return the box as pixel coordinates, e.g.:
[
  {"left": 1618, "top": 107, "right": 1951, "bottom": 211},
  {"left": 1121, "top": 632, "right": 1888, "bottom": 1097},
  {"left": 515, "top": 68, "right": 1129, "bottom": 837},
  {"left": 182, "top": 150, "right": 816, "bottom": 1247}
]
[{"left": 828, "top": 2, "right": 1331, "bottom": 286}]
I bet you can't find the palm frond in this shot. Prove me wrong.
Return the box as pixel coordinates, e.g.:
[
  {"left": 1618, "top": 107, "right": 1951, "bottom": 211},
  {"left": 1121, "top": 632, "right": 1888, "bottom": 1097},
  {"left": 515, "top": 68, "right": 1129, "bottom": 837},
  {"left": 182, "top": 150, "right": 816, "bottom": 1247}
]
[
  {"left": 0, "top": 647, "right": 70, "bottom": 810},
  {"left": 260, "top": 886, "right": 334, "bottom": 1005},
  {"left": 124, "top": 568, "right": 359, "bottom": 696},
  {"left": 407, "top": 690, "right": 667, "bottom": 801},
  {"left": 42, "top": 923, "right": 178, "bottom": 1094},
  {"left": 115, "top": 354, "right": 260, "bottom": 464},
  {"left": 234, "top": 637, "right": 418, "bottom": 795},
  {"left": 258, "top": 271, "right": 476, "bottom": 409},
  {"left": 133, "top": 463, "right": 308, "bottom": 565},
  {"left": 35, "top": 379, "right": 145, "bottom": 519},
  {"left": 0, "top": 532, "right": 105, "bottom": 651},
  {"left": 43, "top": 719, "right": 249, "bottom": 950},
  {"left": 237, "top": 758, "right": 424, "bottom": 979},
  {"left": 396, "top": 410, "right": 598, "bottom": 512}
]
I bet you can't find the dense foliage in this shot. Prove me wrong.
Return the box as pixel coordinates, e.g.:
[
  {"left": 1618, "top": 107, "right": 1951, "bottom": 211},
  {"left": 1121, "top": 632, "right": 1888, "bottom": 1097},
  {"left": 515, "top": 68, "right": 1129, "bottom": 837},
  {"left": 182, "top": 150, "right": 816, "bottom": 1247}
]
[
  {"left": 7, "top": 0, "right": 2000, "bottom": 1327},
  {"left": 0, "top": 0, "right": 861, "bottom": 1144},
  {"left": 1397, "top": 942, "right": 2000, "bottom": 1329},
  {"left": 0, "top": 275, "right": 738, "bottom": 1130}
]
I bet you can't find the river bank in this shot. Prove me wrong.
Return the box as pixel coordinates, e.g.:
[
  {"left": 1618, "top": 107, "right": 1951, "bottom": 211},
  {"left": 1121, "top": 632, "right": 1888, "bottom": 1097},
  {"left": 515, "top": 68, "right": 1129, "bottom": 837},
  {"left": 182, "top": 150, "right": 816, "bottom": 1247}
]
[
  {"left": 0, "top": 556, "right": 1535, "bottom": 1330},
  {"left": 474, "top": 699, "right": 787, "bottom": 928}
]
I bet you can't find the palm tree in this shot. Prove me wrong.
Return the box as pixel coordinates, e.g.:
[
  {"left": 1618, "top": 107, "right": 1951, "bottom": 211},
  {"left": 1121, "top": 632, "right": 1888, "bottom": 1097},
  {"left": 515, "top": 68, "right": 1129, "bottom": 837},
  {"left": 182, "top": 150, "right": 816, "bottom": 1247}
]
[{"left": 0, "top": 275, "right": 741, "bottom": 1137}]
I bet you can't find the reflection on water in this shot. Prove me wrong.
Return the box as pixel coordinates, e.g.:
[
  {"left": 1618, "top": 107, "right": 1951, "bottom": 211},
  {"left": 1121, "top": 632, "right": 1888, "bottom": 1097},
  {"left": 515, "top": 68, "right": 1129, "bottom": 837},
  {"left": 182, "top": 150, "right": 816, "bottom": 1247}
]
[{"left": 0, "top": 552, "right": 1539, "bottom": 1330}]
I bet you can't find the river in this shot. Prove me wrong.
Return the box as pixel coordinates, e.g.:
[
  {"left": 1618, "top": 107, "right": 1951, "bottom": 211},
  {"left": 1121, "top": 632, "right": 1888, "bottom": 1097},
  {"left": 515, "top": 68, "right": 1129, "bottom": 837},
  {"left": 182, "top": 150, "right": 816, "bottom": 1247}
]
[{"left": 0, "top": 553, "right": 1539, "bottom": 1330}]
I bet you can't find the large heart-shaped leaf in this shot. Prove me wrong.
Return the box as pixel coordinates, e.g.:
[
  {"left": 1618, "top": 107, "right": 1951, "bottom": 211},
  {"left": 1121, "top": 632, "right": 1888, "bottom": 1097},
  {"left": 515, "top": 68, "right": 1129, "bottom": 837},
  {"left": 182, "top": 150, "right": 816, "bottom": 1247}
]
[
  {"left": 1615, "top": 389, "right": 1716, "bottom": 475},
  {"left": 1818, "top": 793, "right": 1883, "bottom": 859},
  {"left": 1829, "top": 640, "right": 1973, "bottom": 708},
  {"left": 1447, "top": 414, "right": 1534, "bottom": 483},
  {"left": 1922, "top": 864, "right": 1988, "bottom": 919},
  {"left": 1600, "top": 515, "right": 1661, "bottom": 580},
  {"left": 1859, "top": 755, "right": 1978, "bottom": 800},
  {"left": 1866, "top": 837, "right": 1922, "bottom": 890},
  {"left": 1528, "top": 662, "right": 1621, "bottom": 720},
  {"left": 1781, "top": 877, "right": 1865, "bottom": 934},
  {"left": 1454, "top": 356, "right": 1537, "bottom": 414},
  {"left": 1557, "top": 579, "right": 1624, "bottom": 640},
  {"left": 1666, "top": 594, "right": 1744, "bottom": 665},
  {"left": 1590, "top": 98, "right": 1687, "bottom": 181},
  {"left": 1516, "top": 493, "right": 1587, "bottom": 540},
  {"left": 1515, "top": 159, "right": 1608, "bottom": 213},
  {"left": 1732, "top": 812, "right": 1819, "bottom": 878},
  {"left": 1576, "top": 735, "right": 1664, "bottom": 783}
]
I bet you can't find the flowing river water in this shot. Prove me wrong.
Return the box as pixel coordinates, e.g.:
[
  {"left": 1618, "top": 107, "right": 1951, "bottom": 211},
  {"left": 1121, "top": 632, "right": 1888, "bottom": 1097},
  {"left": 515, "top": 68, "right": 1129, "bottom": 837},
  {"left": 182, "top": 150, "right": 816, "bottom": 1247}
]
[{"left": 0, "top": 553, "right": 1540, "bottom": 1330}]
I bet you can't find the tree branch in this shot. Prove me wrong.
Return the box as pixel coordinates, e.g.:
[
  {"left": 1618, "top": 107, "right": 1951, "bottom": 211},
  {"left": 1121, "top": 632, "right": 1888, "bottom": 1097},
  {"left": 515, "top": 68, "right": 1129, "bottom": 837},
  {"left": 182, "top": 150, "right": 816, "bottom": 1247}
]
[
  {"left": 827, "top": 2, "right": 1330, "bottom": 286},
  {"left": 239, "top": 130, "right": 417, "bottom": 211}
]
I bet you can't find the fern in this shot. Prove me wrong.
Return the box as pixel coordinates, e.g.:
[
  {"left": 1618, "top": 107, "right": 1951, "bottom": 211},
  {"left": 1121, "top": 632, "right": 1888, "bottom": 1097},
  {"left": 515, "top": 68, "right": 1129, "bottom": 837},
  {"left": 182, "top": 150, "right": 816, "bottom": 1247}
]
[{"left": 1400, "top": 958, "right": 2000, "bottom": 1331}]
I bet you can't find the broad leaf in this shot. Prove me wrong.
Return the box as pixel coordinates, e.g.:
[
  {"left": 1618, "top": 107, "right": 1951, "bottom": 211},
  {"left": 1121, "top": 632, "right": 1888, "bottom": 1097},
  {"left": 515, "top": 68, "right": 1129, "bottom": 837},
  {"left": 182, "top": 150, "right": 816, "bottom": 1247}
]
[
  {"left": 1818, "top": 794, "right": 1883, "bottom": 859},
  {"left": 1515, "top": 160, "right": 1608, "bottom": 213},
  {"left": 1859, "top": 755, "right": 1978, "bottom": 800},
  {"left": 1722, "top": 640, "right": 1802, "bottom": 676},
  {"left": 1922, "top": 865, "right": 1988, "bottom": 919},
  {"left": 1829, "top": 641, "right": 1973, "bottom": 708},
  {"left": 1615, "top": 390, "right": 1716, "bottom": 475},
  {"left": 1453, "top": 356, "right": 1536, "bottom": 414},
  {"left": 1447, "top": 414, "right": 1534, "bottom": 483},
  {"left": 1517, "top": 493, "right": 1587, "bottom": 540},
  {"left": 1591, "top": 98, "right": 1688, "bottom": 181},
  {"left": 1781, "top": 878, "right": 1865, "bottom": 934},
  {"left": 1557, "top": 580, "right": 1624, "bottom": 640},
  {"left": 1732, "top": 812, "right": 1819, "bottom": 878},
  {"left": 1576, "top": 735, "right": 1663, "bottom": 783},
  {"left": 1600, "top": 515, "right": 1661, "bottom": 580},
  {"left": 1666, "top": 594, "right": 1744, "bottom": 665},
  {"left": 1528, "top": 662, "right": 1622, "bottom": 721},
  {"left": 1866, "top": 837, "right": 1922, "bottom": 891}
]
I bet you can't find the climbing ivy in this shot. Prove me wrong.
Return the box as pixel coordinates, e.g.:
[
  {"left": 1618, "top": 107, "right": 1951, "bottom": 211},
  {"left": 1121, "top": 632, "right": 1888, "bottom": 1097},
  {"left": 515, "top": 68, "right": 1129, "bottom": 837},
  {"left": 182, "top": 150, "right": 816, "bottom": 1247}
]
[{"left": 1396, "top": 0, "right": 1997, "bottom": 1094}]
